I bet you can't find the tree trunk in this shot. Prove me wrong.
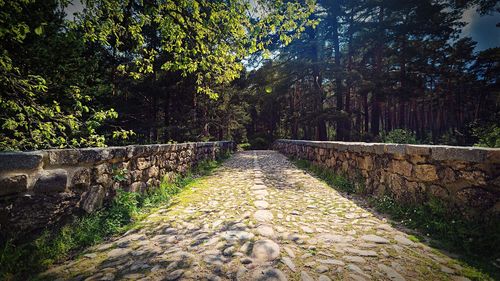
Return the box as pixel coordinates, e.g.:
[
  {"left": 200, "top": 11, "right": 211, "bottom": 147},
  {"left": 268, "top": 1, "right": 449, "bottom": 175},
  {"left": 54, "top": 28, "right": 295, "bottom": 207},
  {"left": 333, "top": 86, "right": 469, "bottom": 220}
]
[
  {"left": 370, "top": 5, "right": 384, "bottom": 138},
  {"left": 311, "top": 26, "right": 327, "bottom": 141},
  {"left": 332, "top": 0, "right": 343, "bottom": 140},
  {"left": 364, "top": 94, "right": 369, "bottom": 135},
  {"left": 344, "top": 15, "right": 354, "bottom": 141},
  {"left": 150, "top": 89, "right": 157, "bottom": 143}
]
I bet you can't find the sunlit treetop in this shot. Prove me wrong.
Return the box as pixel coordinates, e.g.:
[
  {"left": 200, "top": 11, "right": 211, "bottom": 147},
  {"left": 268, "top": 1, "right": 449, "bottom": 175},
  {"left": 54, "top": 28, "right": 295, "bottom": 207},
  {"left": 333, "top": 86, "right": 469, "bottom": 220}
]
[{"left": 78, "top": 0, "right": 318, "bottom": 98}]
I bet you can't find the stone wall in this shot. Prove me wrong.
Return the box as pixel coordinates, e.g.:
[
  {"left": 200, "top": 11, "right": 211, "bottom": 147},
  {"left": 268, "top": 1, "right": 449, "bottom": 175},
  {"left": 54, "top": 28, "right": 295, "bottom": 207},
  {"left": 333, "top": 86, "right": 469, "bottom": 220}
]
[
  {"left": 0, "top": 141, "right": 234, "bottom": 240},
  {"left": 274, "top": 139, "right": 500, "bottom": 217}
]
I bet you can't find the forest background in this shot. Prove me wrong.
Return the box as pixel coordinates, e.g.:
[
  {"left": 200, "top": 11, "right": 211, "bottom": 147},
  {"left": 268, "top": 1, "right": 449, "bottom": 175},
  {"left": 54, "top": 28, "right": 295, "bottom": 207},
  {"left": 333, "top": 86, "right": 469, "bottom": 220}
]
[{"left": 1, "top": 0, "right": 499, "bottom": 151}]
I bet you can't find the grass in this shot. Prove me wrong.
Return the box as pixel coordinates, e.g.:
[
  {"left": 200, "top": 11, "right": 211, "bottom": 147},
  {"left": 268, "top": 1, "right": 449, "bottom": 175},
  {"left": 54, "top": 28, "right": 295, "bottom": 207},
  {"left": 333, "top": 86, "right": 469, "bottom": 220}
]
[
  {"left": 237, "top": 142, "right": 251, "bottom": 151},
  {"left": 0, "top": 153, "right": 229, "bottom": 281},
  {"left": 292, "top": 158, "right": 500, "bottom": 281},
  {"left": 369, "top": 194, "right": 500, "bottom": 280}
]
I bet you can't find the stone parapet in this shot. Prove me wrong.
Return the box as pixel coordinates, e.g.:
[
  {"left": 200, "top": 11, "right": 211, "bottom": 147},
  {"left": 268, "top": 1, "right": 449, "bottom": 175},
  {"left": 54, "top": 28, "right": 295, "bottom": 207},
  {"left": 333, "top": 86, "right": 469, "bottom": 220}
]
[
  {"left": 0, "top": 141, "right": 234, "bottom": 239},
  {"left": 273, "top": 139, "right": 500, "bottom": 217}
]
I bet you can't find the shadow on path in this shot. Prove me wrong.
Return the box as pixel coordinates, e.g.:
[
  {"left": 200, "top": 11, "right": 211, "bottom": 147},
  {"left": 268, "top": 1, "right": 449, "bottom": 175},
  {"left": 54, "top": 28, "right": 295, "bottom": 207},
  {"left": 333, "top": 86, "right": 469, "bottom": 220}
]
[{"left": 41, "top": 151, "right": 475, "bottom": 281}]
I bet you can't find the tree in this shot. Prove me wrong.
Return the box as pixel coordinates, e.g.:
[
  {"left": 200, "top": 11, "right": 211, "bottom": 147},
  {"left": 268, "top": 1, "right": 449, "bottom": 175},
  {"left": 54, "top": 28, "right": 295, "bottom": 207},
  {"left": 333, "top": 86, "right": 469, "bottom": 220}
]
[
  {"left": 73, "top": 0, "right": 316, "bottom": 143},
  {"left": 0, "top": 0, "right": 131, "bottom": 151},
  {"left": 1, "top": 0, "right": 498, "bottom": 150},
  {"left": 244, "top": 0, "right": 498, "bottom": 146},
  {"left": 80, "top": 0, "right": 317, "bottom": 98}
]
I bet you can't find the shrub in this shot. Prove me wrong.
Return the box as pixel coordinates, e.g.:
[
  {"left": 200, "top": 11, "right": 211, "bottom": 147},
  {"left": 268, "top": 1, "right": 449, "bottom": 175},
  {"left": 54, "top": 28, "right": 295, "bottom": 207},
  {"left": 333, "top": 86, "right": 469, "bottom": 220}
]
[
  {"left": 381, "top": 129, "right": 418, "bottom": 144},
  {"left": 437, "top": 129, "right": 460, "bottom": 146},
  {"left": 471, "top": 123, "right": 500, "bottom": 148},
  {"left": 237, "top": 142, "right": 251, "bottom": 150}
]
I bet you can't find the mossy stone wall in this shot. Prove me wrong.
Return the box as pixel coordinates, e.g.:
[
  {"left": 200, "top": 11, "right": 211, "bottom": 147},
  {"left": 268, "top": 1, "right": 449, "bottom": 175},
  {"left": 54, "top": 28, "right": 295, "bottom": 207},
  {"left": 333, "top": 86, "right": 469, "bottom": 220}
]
[
  {"left": 0, "top": 141, "right": 234, "bottom": 239},
  {"left": 274, "top": 139, "right": 499, "bottom": 217}
]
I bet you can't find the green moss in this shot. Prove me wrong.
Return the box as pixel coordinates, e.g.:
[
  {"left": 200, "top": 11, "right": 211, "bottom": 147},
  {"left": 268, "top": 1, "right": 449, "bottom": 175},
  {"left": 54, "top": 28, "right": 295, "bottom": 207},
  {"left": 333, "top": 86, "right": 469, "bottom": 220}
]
[
  {"left": 461, "top": 265, "right": 493, "bottom": 281},
  {"left": 408, "top": 235, "right": 420, "bottom": 242},
  {"left": 307, "top": 248, "right": 317, "bottom": 256}
]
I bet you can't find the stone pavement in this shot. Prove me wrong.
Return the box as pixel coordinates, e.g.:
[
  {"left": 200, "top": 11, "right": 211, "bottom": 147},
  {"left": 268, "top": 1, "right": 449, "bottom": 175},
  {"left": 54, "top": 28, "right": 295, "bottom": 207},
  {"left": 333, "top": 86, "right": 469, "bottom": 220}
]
[{"left": 42, "top": 151, "right": 473, "bottom": 281}]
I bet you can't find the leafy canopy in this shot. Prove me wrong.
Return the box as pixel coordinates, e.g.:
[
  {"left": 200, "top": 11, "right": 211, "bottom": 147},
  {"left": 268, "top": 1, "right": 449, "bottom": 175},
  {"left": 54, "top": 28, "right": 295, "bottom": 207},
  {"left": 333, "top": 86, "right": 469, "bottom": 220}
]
[
  {"left": 80, "top": 0, "right": 318, "bottom": 98},
  {"left": 1, "top": 0, "right": 316, "bottom": 151},
  {"left": 0, "top": 0, "right": 134, "bottom": 151}
]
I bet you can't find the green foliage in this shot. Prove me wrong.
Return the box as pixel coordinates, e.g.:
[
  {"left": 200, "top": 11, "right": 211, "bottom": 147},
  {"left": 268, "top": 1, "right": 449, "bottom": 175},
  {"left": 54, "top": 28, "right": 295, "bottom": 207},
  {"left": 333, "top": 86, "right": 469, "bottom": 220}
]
[
  {"left": 140, "top": 178, "right": 178, "bottom": 209},
  {"left": 1, "top": 0, "right": 498, "bottom": 149},
  {"left": 0, "top": 0, "right": 133, "bottom": 151},
  {"left": 243, "top": 1, "right": 499, "bottom": 145},
  {"left": 437, "top": 129, "right": 460, "bottom": 146},
  {"left": 471, "top": 123, "right": 500, "bottom": 148},
  {"left": 0, "top": 240, "right": 26, "bottom": 281},
  {"left": 238, "top": 143, "right": 251, "bottom": 151},
  {"left": 381, "top": 129, "right": 418, "bottom": 144},
  {"left": 0, "top": 189, "right": 142, "bottom": 280},
  {"left": 80, "top": 0, "right": 317, "bottom": 98},
  {"left": 369, "top": 195, "right": 500, "bottom": 257},
  {"left": 369, "top": 195, "right": 499, "bottom": 280},
  {"left": 2, "top": 0, "right": 317, "bottom": 148},
  {"left": 0, "top": 157, "right": 225, "bottom": 280},
  {"left": 196, "top": 83, "right": 252, "bottom": 143},
  {"left": 104, "top": 190, "right": 139, "bottom": 231},
  {"left": 112, "top": 167, "right": 129, "bottom": 182}
]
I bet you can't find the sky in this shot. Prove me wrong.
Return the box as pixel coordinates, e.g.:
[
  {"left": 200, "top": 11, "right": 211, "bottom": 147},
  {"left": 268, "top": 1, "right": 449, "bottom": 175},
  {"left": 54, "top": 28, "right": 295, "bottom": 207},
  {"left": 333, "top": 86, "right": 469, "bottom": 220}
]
[
  {"left": 64, "top": 1, "right": 83, "bottom": 20},
  {"left": 460, "top": 7, "right": 500, "bottom": 51},
  {"left": 65, "top": 2, "right": 500, "bottom": 52}
]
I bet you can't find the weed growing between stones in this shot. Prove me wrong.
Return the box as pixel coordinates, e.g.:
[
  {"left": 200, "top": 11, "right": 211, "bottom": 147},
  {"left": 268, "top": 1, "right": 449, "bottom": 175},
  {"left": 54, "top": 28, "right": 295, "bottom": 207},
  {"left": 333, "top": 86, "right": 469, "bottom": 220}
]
[
  {"left": 292, "top": 158, "right": 500, "bottom": 281},
  {"left": 237, "top": 142, "right": 251, "bottom": 151},
  {"left": 0, "top": 156, "right": 228, "bottom": 280}
]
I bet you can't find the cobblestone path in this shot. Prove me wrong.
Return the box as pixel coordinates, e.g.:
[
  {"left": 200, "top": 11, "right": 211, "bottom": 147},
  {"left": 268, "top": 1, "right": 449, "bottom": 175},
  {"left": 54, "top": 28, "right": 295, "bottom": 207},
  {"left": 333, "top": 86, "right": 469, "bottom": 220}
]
[{"left": 43, "top": 151, "right": 473, "bottom": 281}]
